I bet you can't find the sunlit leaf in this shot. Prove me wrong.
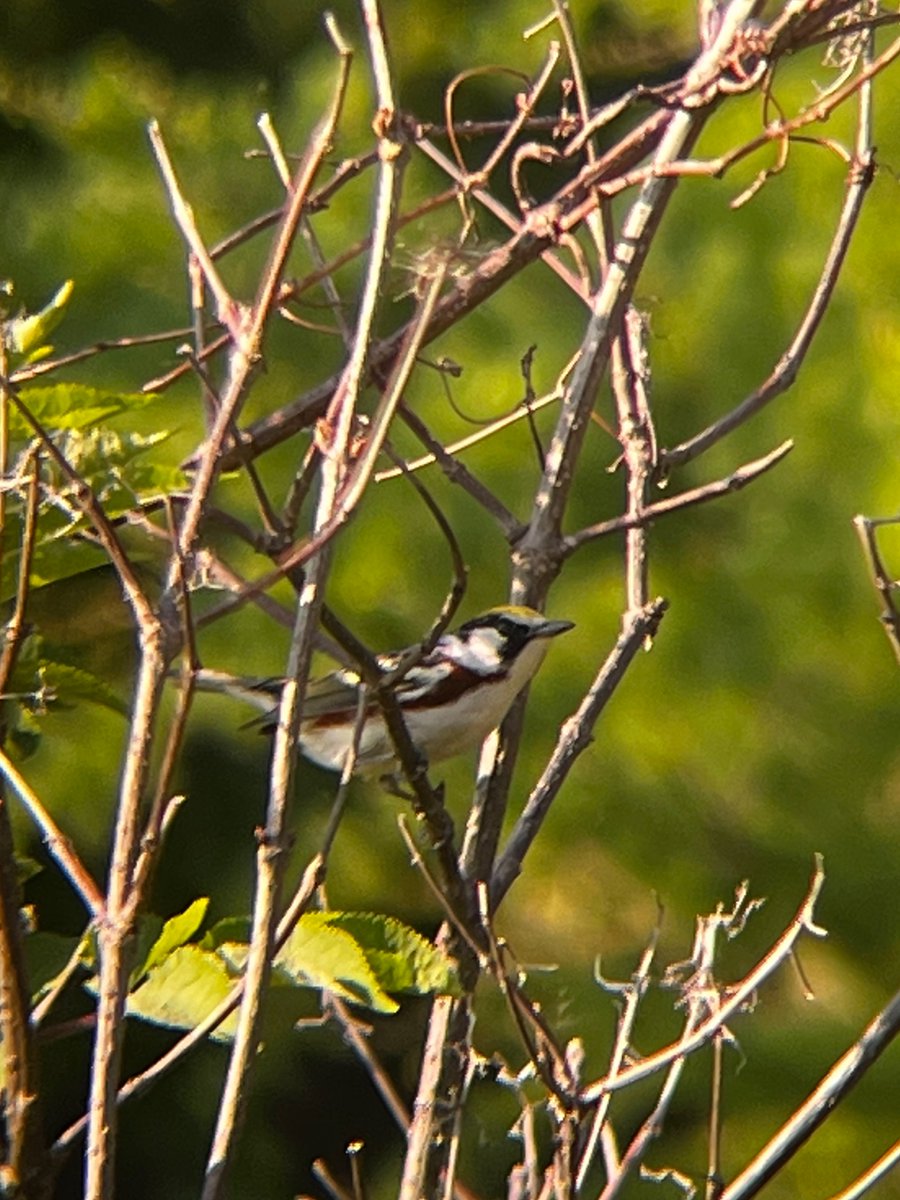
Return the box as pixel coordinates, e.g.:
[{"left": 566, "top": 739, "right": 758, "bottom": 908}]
[
  {"left": 12, "top": 382, "right": 157, "bottom": 437},
  {"left": 315, "top": 911, "right": 459, "bottom": 997},
  {"left": 126, "top": 945, "right": 238, "bottom": 1040},
  {"left": 137, "top": 898, "right": 210, "bottom": 980},
  {"left": 6, "top": 280, "right": 74, "bottom": 362},
  {"left": 223, "top": 918, "right": 398, "bottom": 1014}
]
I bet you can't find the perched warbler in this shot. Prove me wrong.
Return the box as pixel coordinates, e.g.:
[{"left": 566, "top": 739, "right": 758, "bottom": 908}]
[{"left": 194, "top": 605, "right": 573, "bottom": 775}]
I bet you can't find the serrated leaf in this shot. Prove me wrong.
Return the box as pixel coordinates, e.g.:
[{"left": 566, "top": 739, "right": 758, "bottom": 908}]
[
  {"left": 312, "top": 912, "right": 459, "bottom": 997},
  {"left": 58, "top": 425, "right": 170, "bottom": 471},
  {"left": 12, "top": 383, "right": 157, "bottom": 437},
  {"left": 1, "top": 630, "right": 131, "bottom": 726},
  {"left": 6, "top": 280, "right": 74, "bottom": 361},
  {"left": 266, "top": 916, "right": 399, "bottom": 1014},
  {"left": 50, "top": 427, "right": 186, "bottom": 517},
  {"left": 39, "top": 660, "right": 130, "bottom": 716},
  {"left": 137, "top": 898, "right": 210, "bottom": 981},
  {"left": 126, "top": 945, "right": 238, "bottom": 1040},
  {"left": 201, "top": 916, "right": 251, "bottom": 951}
]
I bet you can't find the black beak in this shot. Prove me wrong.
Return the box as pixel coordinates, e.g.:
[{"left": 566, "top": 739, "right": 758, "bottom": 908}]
[{"left": 535, "top": 618, "right": 575, "bottom": 639}]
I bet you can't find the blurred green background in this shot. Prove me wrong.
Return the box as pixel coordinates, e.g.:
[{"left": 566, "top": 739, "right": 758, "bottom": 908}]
[{"left": 3, "top": 1, "right": 900, "bottom": 1197}]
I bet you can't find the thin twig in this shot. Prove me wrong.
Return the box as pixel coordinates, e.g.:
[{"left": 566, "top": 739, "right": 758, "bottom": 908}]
[
  {"left": 563, "top": 440, "right": 794, "bottom": 555},
  {"left": 721, "top": 987, "right": 900, "bottom": 1200},
  {"left": 168, "top": 42, "right": 348, "bottom": 575},
  {"left": 203, "top": 262, "right": 449, "bottom": 622},
  {"left": 6, "top": 390, "right": 156, "bottom": 627},
  {"left": 664, "top": 95, "right": 876, "bottom": 468},
  {"left": 8, "top": 326, "right": 197, "bottom": 387},
  {"left": 581, "top": 858, "right": 827, "bottom": 1106},
  {"left": 0, "top": 449, "right": 41, "bottom": 700},
  {"left": 853, "top": 515, "right": 900, "bottom": 666},
  {"left": 611, "top": 306, "right": 656, "bottom": 619},
  {"left": 0, "top": 748, "right": 105, "bottom": 918},
  {"left": 209, "top": 98, "right": 678, "bottom": 472},
  {"left": 826, "top": 1138, "right": 900, "bottom": 1200},
  {"left": 707, "top": 1032, "right": 725, "bottom": 1200},
  {"left": 148, "top": 123, "right": 245, "bottom": 341},
  {"left": 200, "top": 24, "right": 355, "bottom": 1198},
  {"left": 0, "top": 360, "right": 49, "bottom": 1199},
  {"left": 575, "top": 913, "right": 663, "bottom": 1191},
  {"left": 492, "top": 599, "right": 667, "bottom": 906}
]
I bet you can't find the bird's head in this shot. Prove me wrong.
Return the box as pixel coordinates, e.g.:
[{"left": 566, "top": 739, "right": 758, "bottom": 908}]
[{"left": 438, "top": 605, "right": 574, "bottom": 678}]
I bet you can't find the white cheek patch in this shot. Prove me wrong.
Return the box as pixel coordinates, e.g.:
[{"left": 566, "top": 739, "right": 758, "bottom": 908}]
[{"left": 447, "top": 628, "right": 505, "bottom": 674}]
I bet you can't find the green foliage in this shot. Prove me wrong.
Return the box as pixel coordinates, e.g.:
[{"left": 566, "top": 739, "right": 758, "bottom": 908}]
[
  {"left": 118, "top": 901, "right": 457, "bottom": 1037},
  {"left": 1, "top": 4, "right": 899, "bottom": 1198},
  {"left": 0, "top": 285, "right": 186, "bottom": 755},
  {"left": 126, "top": 944, "right": 239, "bottom": 1041},
  {"left": 270, "top": 910, "right": 459, "bottom": 1010},
  {"left": 2, "top": 279, "right": 74, "bottom": 365},
  {"left": 10, "top": 383, "right": 158, "bottom": 438}
]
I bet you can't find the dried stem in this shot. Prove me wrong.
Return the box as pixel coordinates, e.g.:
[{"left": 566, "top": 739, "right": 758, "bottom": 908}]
[
  {"left": 853, "top": 515, "right": 900, "bottom": 667},
  {"left": 665, "top": 93, "right": 876, "bottom": 468},
  {"left": 582, "top": 858, "right": 826, "bottom": 1105},
  {"left": 563, "top": 440, "right": 794, "bottom": 555},
  {"left": 721, "top": 987, "right": 900, "bottom": 1200},
  {"left": 492, "top": 599, "right": 668, "bottom": 906},
  {"left": 199, "top": 26, "right": 356, "bottom": 1199},
  {"left": 0, "top": 748, "right": 104, "bottom": 918}
]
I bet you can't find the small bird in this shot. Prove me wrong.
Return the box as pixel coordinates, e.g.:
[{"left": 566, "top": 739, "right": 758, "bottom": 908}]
[{"left": 193, "top": 606, "right": 573, "bottom": 776}]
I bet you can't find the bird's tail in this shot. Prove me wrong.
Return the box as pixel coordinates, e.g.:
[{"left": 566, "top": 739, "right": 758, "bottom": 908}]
[{"left": 188, "top": 669, "right": 283, "bottom": 717}]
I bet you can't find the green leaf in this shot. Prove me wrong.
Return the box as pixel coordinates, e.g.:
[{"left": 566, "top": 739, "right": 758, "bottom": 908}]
[
  {"left": 46, "top": 427, "right": 187, "bottom": 518},
  {"left": 137, "top": 898, "right": 210, "bottom": 980},
  {"left": 25, "top": 931, "right": 84, "bottom": 1000},
  {"left": 268, "top": 915, "right": 399, "bottom": 1014},
  {"left": 39, "top": 660, "right": 130, "bottom": 716},
  {"left": 1, "top": 538, "right": 110, "bottom": 601},
  {"left": 216, "top": 912, "right": 456, "bottom": 1013},
  {"left": 6, "top": 280, "right": 74, "bottom": 362},
  {"left": 201, "top": 916, "right": 252, "bottom": 950},
  {"left": 0, "top": 633, "right": 132, "bottom": 755},
  {"left": 311, "top": 912, "right": 459, "bottom": 997},
  {"left": 11, "top": 382, "right": 157, "bottom": 437},
  {"left": 126, "top": 944, "right": 238, "bottom": 1040},
  {"left": 222, "top": 923, "right": 396, "bottom": 1013},
  {"left": 5, "top": 705, "right": 44, "bottom": 761}
]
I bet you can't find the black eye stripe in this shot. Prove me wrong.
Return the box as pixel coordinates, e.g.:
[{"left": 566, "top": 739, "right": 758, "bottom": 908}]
[
  {"left": 460, "top": 613, "right": 523, "bottom": 638},
  {"left": 456, "top": 613, "right": 535, "bottom": 661}
]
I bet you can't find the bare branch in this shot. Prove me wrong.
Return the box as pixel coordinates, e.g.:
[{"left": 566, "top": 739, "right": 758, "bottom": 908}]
[
  {"left": 563, "top": 440, "right": 794, "bottom": 555},
  {"left": 826, "top": 1138, "right": 900, "bottom": 1200},
  {"left": 0, "top": 748, "right": 104, "bottom": 919},
  {"left": 721, "top": 987, "right": 900, "bottom": 1200},
  {"left": 581, "top": 858, "right": 826, "bottom": 1105},
  {"left": 491, "top": 599, "right": 668, "bottom": 906},
  {"left": 853, "top": 515, "right": 900, "bottom": 667},
  {"left": 664, "top": 100, "right": 876, "bottom": 468}
]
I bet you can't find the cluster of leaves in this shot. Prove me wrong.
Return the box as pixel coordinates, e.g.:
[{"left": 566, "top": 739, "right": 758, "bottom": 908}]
[{"left": 0, "top": 284, "right": 184, "bottom": 751}]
